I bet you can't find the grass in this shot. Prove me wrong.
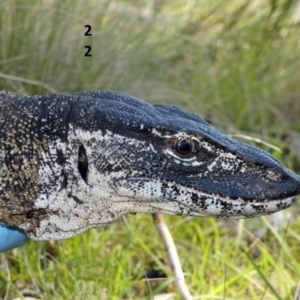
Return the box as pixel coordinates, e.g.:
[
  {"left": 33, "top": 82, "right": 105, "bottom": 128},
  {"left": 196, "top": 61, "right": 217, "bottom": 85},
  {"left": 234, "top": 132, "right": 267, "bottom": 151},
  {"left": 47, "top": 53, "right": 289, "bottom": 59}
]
[{"left": 1, "top": 0, "right": 300, "bottom": 299}]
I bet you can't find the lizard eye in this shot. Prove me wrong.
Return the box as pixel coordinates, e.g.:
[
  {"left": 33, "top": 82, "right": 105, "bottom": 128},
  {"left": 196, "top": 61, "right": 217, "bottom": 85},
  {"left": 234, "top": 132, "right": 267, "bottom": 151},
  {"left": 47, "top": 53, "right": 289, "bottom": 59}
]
[{"left": 172, "top": 138, "right": 195, "bottom": 158}]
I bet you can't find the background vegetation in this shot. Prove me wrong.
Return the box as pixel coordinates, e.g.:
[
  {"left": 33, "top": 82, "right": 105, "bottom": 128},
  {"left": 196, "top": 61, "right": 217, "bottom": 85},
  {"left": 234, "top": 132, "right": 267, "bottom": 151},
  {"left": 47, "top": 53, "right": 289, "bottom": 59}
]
[{"left": 1, "top": 0, "right": 300, "bottom": 299}]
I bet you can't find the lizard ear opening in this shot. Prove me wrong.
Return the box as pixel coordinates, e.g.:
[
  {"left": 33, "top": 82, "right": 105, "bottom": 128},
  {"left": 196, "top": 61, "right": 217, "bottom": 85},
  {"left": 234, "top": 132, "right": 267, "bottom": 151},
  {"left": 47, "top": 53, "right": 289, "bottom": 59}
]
[{"left": 78, "top": 143, "right": 88, "bottom": 184}]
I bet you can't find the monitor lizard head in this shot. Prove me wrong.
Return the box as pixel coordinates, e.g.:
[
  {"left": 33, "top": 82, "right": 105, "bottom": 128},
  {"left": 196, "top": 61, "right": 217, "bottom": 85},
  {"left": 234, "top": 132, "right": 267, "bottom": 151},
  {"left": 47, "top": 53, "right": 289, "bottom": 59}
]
[{"left": 1, "top": 90, "right": 300, "bottom": 239}]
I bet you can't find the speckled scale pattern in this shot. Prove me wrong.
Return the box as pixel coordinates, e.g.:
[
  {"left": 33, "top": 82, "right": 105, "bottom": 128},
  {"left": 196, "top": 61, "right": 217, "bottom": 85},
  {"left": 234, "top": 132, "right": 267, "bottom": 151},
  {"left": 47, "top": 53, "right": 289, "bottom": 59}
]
[
  {"left": 0, "top": 90, "right": 300, "bottom": 240},
  {"left": 0, "top": 92, "right": 49, "bottom": 230}
]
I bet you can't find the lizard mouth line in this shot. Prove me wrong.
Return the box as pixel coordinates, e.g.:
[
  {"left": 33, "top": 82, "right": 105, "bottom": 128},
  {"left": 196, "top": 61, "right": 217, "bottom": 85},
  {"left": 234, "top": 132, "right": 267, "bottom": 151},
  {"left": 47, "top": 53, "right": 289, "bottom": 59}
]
[
  {"left": 181, "top": 188, "right": 299, "bottom": 218},
  {"left": 116, "top": 180, "right": 299, "bottom": 218},
  {"left": 192, "top": 188, "right": 299, "bottom": 203}
]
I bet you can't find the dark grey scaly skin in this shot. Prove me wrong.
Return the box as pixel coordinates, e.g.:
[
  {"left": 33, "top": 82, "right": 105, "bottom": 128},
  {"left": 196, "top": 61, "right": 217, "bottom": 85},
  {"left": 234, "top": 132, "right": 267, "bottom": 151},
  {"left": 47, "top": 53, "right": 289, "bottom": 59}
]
[{"left": 0, "top": 90, "right": 299, "bottom": 240}]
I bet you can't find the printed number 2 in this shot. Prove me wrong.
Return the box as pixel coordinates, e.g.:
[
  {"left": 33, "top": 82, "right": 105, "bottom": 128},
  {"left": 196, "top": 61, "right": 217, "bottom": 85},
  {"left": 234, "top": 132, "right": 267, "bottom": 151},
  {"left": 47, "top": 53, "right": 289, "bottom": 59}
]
[
  {"left": 84, "top": 46, "right": 92, "bottom": 57},
  {"left": 84, "top": 25, "right": 92, "bottom": 36}
]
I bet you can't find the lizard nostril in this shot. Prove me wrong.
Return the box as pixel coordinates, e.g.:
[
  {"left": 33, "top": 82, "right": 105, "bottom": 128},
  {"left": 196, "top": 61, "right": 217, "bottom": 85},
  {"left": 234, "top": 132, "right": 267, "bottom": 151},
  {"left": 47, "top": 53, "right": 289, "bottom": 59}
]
[
  {"left": 78, "top": 143, "right": 88, "bottom": 184},
  {"left": 266, "top": 170, "right": 282, "bottom": 181}
]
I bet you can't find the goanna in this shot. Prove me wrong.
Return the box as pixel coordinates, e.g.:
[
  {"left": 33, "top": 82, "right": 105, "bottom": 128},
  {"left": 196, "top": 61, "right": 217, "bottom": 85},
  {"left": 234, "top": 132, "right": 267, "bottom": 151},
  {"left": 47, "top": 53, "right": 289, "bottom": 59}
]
[{"left": 0, "top": 90, "right": 299, "bottom": 240}]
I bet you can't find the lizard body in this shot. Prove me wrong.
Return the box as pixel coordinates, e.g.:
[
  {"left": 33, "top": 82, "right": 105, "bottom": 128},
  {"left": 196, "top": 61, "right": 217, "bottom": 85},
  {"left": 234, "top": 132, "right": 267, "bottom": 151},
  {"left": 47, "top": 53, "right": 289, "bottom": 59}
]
[{"left": 0, "top": 90, "right": 299, "bottom": 240}]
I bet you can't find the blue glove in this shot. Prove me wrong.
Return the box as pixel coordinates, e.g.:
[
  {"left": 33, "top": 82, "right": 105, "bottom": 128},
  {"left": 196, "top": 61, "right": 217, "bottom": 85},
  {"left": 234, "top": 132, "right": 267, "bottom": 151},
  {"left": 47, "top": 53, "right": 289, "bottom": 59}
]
[{"left": 0, "top": 224, "right": 29, "bottom": 253}]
